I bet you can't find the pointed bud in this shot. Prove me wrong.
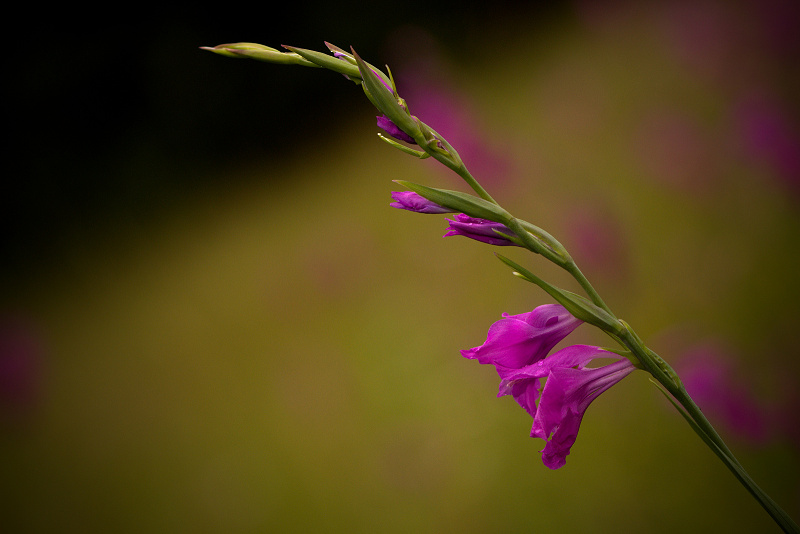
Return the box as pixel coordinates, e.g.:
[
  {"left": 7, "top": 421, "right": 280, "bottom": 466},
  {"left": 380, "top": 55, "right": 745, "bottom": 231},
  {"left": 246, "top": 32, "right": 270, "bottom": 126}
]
[
  {"left": 390, "top": 191, "right": 457, "bottom": 214},
  {"left": 393, "top": 181, "right": 511, "bottom": 223},
  {"left": 377, "top": 115, "right": 416, "bottom": 144},
  {"left": 351, "top": 48, "right": 422, "bottom": 143},
  {"left": 281, "top": 45, "right": 362, "bottom": 79},
  {"left": 444, "top": 214, "right": 520, "bottom": 246},
  {"left": 324, "top": 42, "right": 357, "bottom": 65},
  {"left": 200, "top": 43, "right": 317, "bottom": 66}
]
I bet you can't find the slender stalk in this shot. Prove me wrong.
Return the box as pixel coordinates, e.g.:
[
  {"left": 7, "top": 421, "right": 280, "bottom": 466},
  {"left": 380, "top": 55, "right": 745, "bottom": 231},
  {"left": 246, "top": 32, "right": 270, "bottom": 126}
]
[
  {"left": 447, "top": 161, "right": 498, "bottom": 205},
  {"left": 619, "top": 328, "right": 734, "bottom": 458},
  {"left": 622, "top": 331, "right": 799, "bottom": 534},
  {"left": 563, "top": 260, "right": 612, "bottom": 315},
  {"left": 670, "top": 388, "right": 800, "bottom": 534}
]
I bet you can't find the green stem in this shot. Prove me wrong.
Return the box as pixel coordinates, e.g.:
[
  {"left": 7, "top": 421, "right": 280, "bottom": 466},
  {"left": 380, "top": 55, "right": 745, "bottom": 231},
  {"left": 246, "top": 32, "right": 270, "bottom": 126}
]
[
  {"left": 451, "top": 164, "right": 498, "bottom": 205},
  {"left": 447, "top": 161, "right": 611, "bottom": 317},
  {"left": 564, "top": 260, "right": 612, "bottom": 315},
  {"left": 421, "top": 140, "right": 496, "bottom": 203},
  {"left": 621, "top": 330, "right": 799, "bottom": 534},
  {"left": 671, "top": 389, "right": 799, "bottom": 534}
]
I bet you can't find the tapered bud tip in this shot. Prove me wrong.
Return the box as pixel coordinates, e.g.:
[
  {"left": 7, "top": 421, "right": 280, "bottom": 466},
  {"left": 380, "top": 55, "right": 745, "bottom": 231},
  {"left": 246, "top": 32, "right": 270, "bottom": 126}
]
[
  {"left": 377, "top": 115, "right": 416, "bottom": 144},
  {"left": 324, "top": 41, "right": 344, "bottom": 53},
  {"left": 200, "top": 45, "right": 247, "bottom": 58},
  {"left": 390, "top": 191, "right": 457, "bottom": 214}
]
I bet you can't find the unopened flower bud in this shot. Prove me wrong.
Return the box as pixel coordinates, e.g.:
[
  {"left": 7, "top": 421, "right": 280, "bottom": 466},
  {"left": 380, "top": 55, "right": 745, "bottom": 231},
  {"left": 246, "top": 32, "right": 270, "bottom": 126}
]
[
  {"left": 444, "top": 214, "right": 520, "bottom": 246},
  {"left": 390, "top": 191, "right": 457, "bottom": 214}
]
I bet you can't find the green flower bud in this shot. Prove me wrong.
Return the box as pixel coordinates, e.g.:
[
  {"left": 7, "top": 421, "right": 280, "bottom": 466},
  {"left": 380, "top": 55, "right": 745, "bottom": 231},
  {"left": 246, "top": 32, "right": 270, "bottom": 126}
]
[
  {"left": 351, "top": 48, "right": 422, "bottom": 143},
  {"left": 200, "top": 43, "right": 317, "bottom": 67}
]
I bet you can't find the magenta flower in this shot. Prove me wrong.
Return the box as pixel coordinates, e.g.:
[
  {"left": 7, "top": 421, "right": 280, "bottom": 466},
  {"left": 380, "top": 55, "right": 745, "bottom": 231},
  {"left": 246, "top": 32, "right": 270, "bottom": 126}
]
[
  {"left": 499, "top": 345, "right": 636, "bottom": 469},
  {"left": 443, "top": 213, "right": 519, "bottom": 246},
  {"left": 390, "top": 191, "right": 457, "bottom": 214},
  {"left": 463, "top": 305, "right": 636, "bottom": 468},
  {"left": 461, "top": 304, "right": 582, "bottom": 378},
  {"left": 377, "top": 115, "right": 416, "bottom": 144}
]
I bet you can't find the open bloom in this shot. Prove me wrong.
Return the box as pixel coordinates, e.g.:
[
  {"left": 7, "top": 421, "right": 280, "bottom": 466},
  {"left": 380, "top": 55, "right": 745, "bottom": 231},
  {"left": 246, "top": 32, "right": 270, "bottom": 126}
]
[
  {"left": 444, "top": 213, "right": 520, "bottom": 246},
  {"left": 389, "top": 191, "right": 457, "bottom": 214},
  {"left": 463, "top": 304, "right": 636, "bottom": 468},
  {"left": 461, "top": 304, "right": 582, "bottom": 378},
  {"left": 499, "top": 345, "right": 636, "bottom": 469}
]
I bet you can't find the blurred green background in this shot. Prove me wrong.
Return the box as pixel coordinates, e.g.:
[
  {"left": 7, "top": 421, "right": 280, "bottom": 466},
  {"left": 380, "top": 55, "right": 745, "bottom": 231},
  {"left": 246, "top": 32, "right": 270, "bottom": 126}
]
[{"left": 4, "top": 1, "right": 799, "bottom": 532}]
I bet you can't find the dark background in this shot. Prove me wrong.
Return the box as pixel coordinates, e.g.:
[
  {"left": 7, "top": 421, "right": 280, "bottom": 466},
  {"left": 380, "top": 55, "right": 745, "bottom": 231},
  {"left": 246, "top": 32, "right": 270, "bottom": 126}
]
[{"left": 6, "top": 4, "right": 567, "bottom": 285}]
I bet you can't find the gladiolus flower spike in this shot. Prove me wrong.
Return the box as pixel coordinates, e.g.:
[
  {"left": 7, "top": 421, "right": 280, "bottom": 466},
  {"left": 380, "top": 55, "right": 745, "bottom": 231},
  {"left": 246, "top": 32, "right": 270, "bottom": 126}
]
[{"left": 202, "top": 41, "right": 800, "bottom": 533}]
